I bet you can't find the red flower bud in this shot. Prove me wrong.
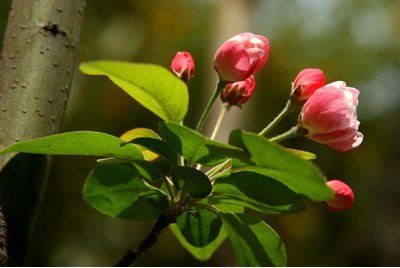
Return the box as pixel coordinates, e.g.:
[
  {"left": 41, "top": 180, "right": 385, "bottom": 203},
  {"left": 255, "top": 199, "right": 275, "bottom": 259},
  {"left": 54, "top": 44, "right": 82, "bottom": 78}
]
[
  {"left": 291, "top": 68, "right": 326, "bottom": 102},
  {"left": 299, "top": 81, "right": 363, "bottom": 152},
  {"left": 220, "top": 75, "right": 256, "bottom": 107},
  {"left": 170, "top": 51, "right": 195, "bottom": 83},
  {"left": 324, "top": 180, "right": 355, "bottom": 212},
  {"left": 213, "top": 32, "right": 270, "bottom": 82}
]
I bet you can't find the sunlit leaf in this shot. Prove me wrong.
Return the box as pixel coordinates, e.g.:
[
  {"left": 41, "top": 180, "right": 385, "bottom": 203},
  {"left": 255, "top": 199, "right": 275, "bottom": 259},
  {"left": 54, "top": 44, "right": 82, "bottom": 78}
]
[
  {"left": 0, "top": 131, "right": 143, "bottom": 160},
  {"left": 229, "top": 130, "right": 333, "bottom": 201},
  {"left": 120, "top": 128, "right": 161, "bottom": 161},
  {"left": 80, "top": 61, "right": 188, "bottom": 122},
  {"left": 287, "top": 148, "right": 316, "bottom": 160}
]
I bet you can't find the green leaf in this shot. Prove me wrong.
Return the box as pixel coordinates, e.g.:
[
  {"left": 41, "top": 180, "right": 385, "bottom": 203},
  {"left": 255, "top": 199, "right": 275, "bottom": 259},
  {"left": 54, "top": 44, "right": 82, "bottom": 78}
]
[
  {"left": 171, "top": 166, "right": 212, "bottom": 199},
  {"left": 97, "top": 158, "right": 164, "bottom": 182},
  {"left": 222, "top": 213, "right": 287, "bottom": 266},
  {"left": 229, "top": 130, "right": 333, "bottom": 201},
  {"left": 213, "top": 171, "right": 306, "bottom": 214},
  {"left": 126, "top": 137, "right": 179, "bottom": 165},
  {"left": 120, "top": 128, "right": 161, "bottom": 161},
  {"left": 131, "top": 160, "right": 163, "bottom": 182},
  {"left": 170, "top": 224, "right": 228, "bottom": 261},
  {"left": 287, "top": 148, "right": 316, "bottom": 160},
  {"left": 170, "top": 203, "right": 243, "bottom": 261},
  {"left": 97, "top": 157, "right": 134, "bottom": 165},
  {"left": 210, "top": 201, "right": 245, "bottom": 214},
  {"left": 0, "top": 131, "right": 143, "bottom": 160},
  {"left": 80, "top": 61, "right": 188, "bottom": 122},
  {"left": 83, "top": 163, "right": 168, "bottom": 221},
  {"left": 176, "top": 207, "right": 222, "bottom": 247},
  {"left": 159, "top": 122, "right": 246, "bottom": 167}
]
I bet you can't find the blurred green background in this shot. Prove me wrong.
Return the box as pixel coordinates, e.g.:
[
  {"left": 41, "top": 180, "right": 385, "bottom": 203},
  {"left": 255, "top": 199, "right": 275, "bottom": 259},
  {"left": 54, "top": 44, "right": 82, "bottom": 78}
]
[{"left": 1, "top": 0, "right": 400, "bottom": 266}]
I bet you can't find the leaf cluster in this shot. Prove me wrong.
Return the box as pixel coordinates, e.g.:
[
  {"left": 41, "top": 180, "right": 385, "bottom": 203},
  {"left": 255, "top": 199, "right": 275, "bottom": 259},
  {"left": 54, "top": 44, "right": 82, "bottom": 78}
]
[{"left": 1, "top": 61, "right": 334, "bottom": 266}]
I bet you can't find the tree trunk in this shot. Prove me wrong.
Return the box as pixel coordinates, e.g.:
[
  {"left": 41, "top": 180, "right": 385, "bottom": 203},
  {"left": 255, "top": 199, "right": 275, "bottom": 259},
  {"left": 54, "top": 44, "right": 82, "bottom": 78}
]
[{"left": 0, "top": 0, "right": 85, "bottom": 265}]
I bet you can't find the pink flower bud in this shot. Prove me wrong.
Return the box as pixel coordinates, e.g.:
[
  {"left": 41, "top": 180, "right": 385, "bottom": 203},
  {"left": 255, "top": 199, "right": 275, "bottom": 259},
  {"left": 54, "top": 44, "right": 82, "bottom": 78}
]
[
  {"left": 170, "top": 51, "right": 195, "bottom": 83},
  {"left": 220, "top": 75, "right": 256, "bottom": 107},
  {"left": 213, "top": 32, "right": 270, "bottom": 82},
  {"left": 299, "top": 81, "right": 363, "bottom": 152},
  {"left": 291, "top": 68, "right": 326, "bottom": 102},
  {"left": 324, "top": 180, "right": 354, "bottom": 212}
]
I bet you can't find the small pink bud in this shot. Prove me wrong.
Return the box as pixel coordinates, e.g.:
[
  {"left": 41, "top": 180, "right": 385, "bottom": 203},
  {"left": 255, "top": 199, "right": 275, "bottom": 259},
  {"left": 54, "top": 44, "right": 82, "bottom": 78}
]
[
  {"left": 299, "top": 81, "right": 363, "bottom": 152},
  {"left": 220, "top": 75, "right": 256, "bottom": 107},
  {"left": 324, "top": 180, "right": 354, "bottom": 212},
  {"left": 291, "top": 68, "right": 326, "bottom": 102},
  {"left": 170, "top": 51, "right": 195, "bottom": 83},
  {"left": 213, "top": 32, "right": 270, "bottom": 82}
]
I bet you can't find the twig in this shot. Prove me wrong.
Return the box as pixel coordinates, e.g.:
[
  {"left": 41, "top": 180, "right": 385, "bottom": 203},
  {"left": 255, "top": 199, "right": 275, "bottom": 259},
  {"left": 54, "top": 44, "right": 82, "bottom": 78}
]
[{"left": 114, "top": 214, "right": 175, "bottom": 267}]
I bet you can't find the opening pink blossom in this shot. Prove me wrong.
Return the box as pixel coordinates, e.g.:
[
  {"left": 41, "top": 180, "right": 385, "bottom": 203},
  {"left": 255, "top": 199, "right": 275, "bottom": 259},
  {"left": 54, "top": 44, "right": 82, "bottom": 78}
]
[
  {"left": 299, "top": 81, "right": 363, "bottom": 152},
  {"left": 213, "top": 32, "right": 270, "bottom": 82}
]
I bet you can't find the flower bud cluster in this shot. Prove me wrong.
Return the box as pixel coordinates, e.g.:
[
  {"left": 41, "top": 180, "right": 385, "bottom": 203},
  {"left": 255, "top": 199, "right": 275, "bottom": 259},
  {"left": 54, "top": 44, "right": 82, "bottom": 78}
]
[
  {"left": 290, "top": 69, "right": 361, "bottom": 212},
  {"left": 170, "top": 32, "right": 362, "bottom": 213}
]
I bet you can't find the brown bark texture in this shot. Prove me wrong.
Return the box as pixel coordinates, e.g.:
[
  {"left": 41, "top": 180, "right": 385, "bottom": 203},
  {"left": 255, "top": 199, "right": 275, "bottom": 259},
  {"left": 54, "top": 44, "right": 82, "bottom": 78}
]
[{"left": 0, "top": 0, "right": 85, "bottom": 265}]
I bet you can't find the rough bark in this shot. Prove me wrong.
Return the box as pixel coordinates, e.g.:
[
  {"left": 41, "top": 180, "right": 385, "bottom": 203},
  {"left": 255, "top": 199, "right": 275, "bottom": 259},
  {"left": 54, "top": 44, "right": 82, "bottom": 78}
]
[{"left": 0, "top": 0, "right": 86, "bottom": 265}]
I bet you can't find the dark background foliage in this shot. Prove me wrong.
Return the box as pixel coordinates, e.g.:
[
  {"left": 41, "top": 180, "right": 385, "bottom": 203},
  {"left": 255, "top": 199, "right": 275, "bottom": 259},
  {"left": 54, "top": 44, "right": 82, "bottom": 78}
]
[{"left": 1, "top": 0, "right": 399, "bottom": 266}]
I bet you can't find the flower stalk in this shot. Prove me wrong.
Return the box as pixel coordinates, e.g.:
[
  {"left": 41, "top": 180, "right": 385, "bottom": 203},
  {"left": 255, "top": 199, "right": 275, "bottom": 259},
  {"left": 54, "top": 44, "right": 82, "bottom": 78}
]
[
  {"left": 210, "top": 103, "right": 230, "bottom": 140},
  {"left": 259, "top": 98, "right": 296, "bottom": 136},
  {"left": 195, "top": 81, "right": 226, "bottom": 133},
  {"left": 269, "top": 126, "right": 301, "bottom": 143}
]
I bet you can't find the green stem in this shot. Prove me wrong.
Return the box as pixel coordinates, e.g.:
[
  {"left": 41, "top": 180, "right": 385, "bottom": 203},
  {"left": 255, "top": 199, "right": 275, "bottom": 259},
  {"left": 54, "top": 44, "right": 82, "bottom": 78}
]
[
  {"left": 195, "top": 81, "right": 226, "bottom": 133},
  {"left": 162, "top": 176, "right": 175, "bottom": 201},
  {"left": 210, "top": 103, "right": 230, "bottom": 140},
  {"left": 191, "top": 202, "right": 221, "bottom": 214},
  {"left": 206, "top": 164, "right": 224, "bottom": 178},
  {"left": 209, "top": 169, "right": 230, "bottom": 183},
  {"left": 206, "top": 159, "right": 231, "bottom": 178},
  {"left": 269, "top": 126, "right": 301, "bottom": 143},
  {"left": 205, "top": 98, "right": 297, "bottom": 182},
  {"left": 258, "top": 98, "right": 296, "bottom": 136}
]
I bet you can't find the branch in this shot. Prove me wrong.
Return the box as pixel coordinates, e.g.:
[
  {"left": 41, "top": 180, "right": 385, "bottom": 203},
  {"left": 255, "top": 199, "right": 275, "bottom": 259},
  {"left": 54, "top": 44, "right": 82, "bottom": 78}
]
[{"left": 115, "top": 214, "right": 175, "bottom": 267}]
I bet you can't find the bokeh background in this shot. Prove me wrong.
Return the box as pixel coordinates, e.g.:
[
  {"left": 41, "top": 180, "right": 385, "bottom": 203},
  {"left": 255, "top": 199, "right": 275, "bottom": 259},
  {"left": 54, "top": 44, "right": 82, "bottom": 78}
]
[{"left": 1, "top": 0, "right": 400, "bottom": 266}]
